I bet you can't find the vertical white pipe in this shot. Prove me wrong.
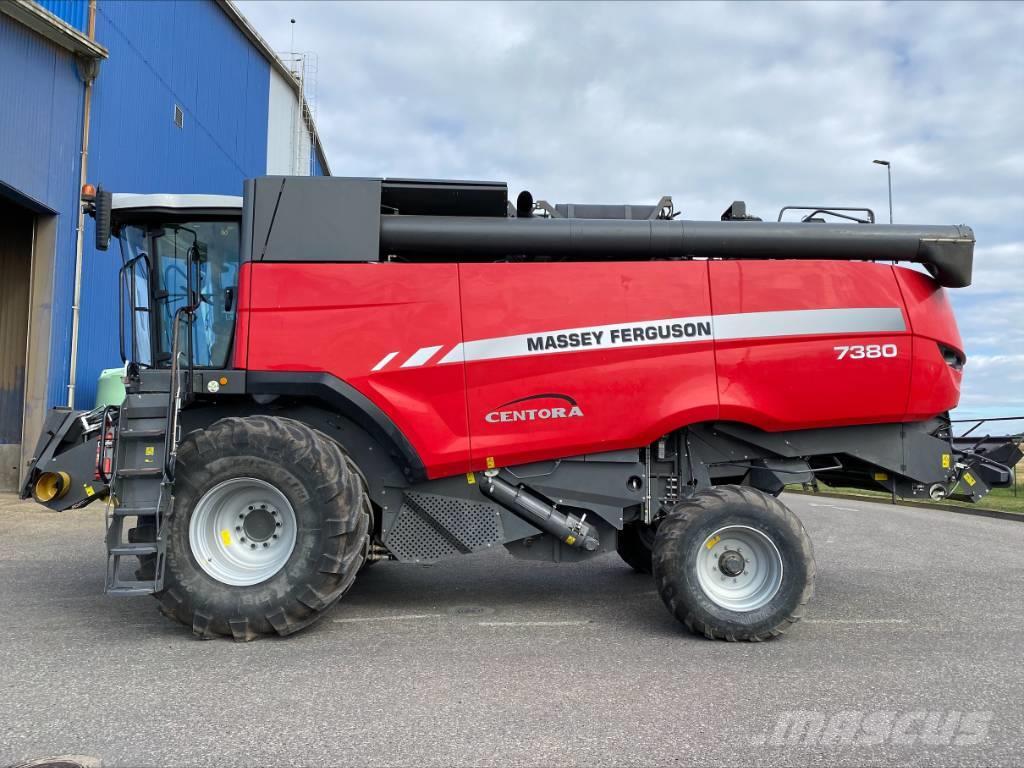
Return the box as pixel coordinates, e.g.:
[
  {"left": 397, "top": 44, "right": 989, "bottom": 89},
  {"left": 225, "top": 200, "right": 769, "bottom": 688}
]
[{"left": 66, "top": 0, "right": 98, "bottom": 409}]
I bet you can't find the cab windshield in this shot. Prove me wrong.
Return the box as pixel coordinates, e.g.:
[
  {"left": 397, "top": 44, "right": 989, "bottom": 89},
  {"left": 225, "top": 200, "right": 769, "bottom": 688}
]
[{"left": 118, "top": 220, "right": 240, "bottom": 369}]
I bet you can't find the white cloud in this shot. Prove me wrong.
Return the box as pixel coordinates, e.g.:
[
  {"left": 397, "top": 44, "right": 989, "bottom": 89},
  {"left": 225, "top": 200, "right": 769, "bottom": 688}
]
[
  {"left": 963, "top": 243, "right": 1024, "bottom": 295},
  {"left": 238, "top": 0, "right": 1024, "bottom": 412},
  {"left": 957, "top": 354, "right": 1024, "bottom": 417}
]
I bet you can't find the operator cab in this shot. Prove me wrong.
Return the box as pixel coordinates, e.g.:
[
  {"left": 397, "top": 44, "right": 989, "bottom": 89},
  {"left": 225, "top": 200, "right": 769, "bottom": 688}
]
[{"left": 105, "top": 193, "right": 242, "bottom": 370}]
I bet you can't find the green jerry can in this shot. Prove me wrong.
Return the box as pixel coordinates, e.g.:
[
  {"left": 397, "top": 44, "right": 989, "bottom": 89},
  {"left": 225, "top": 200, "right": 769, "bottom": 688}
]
[{"left": 94, "top": 366, "right": 127, "bottom": 408}]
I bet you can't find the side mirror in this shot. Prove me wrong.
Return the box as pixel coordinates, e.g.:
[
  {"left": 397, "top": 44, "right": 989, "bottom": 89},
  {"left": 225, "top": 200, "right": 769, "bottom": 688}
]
[{"left": 94, "top": 186, "right": 112, "bottom": 251}]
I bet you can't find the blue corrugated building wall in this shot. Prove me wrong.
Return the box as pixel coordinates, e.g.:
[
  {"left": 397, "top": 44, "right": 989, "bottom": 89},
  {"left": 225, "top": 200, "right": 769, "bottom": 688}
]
[
  {"left": 36, "top": 0, "right": 87, "bottom": 29},
  {"left": 0, "top": 10, "right": 85, "bottom": 414},
  {"left": 75, "top": 0, "right": 271, "bottom": 407},
  {"left": 0, "top": 0, "right": 329, "bottom": 488},
  {"left": 311, "top": 144, "right": 326, "bottom": 177}
]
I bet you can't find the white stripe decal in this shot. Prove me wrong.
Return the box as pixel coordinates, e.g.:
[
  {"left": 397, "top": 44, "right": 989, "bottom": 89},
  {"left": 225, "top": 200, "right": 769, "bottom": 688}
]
[
  {"left": 371, "top": 351, "right": 399, "bottom": 371},
  {"left": 438, "top": 315, "right": 711, "bottom": 364},
  {"left": 438, "top": 343, "right": 465, "bottom": 365},
  {"left": 377, "top": 307, "right": 906, "bottom": 371},
  {"left": 435, "top": 307, "right": 904, "bottom": 365},
  {"left": 401, "top": 345, "right": 444, "bottom": 368},
  {"left": 714, "top": 307, "right": 905, "bottom": 341}
]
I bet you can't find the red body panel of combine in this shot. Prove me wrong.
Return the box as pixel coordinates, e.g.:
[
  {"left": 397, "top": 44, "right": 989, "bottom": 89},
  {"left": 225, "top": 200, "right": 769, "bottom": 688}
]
[{"left": 238, "top": 259, "right": 963, "bottom": 479}]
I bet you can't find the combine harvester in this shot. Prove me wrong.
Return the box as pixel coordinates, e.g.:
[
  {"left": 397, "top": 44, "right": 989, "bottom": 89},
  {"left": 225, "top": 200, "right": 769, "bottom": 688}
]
[{"left": 21, "top": 177, "right": 1022, "bottom": 641}]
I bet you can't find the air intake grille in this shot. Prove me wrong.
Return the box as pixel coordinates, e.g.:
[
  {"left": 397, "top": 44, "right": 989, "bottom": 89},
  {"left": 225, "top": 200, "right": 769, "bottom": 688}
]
[{"left": 383, "top": 492, "right": 502, "bottom": 562}]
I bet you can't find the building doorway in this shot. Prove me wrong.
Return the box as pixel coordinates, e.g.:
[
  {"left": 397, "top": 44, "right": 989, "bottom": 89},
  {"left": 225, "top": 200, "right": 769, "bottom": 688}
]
[{"left": 0, "top": 202, "right": 34, "bottom": 490}]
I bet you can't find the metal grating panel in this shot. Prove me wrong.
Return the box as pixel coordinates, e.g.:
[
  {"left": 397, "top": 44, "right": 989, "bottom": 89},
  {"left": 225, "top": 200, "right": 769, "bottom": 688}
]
[
  {"left": 385, "top": 504, "right": 461, "bottom": 563},
  {"left": 383, "top": 492, "right": 502, "bottom": 563},
  {"left": 419, "top": 494, "right": 502, "bottom": 550}
]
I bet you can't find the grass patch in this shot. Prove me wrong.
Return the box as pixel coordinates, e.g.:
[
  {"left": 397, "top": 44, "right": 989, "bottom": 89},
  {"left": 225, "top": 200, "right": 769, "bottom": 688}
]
[{"left": 787, "top": 482, "right": 1024, "bottom": 516}]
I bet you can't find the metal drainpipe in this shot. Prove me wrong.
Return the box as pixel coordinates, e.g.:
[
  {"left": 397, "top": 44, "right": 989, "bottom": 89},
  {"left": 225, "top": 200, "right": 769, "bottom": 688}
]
[{"left": 67, "top": 0, "right": 98, "bottom": 409}]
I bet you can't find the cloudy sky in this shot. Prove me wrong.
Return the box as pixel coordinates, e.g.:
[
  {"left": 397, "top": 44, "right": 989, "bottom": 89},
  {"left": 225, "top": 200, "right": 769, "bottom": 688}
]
[{"left": 239, "top": 0, "right": 1023, "bottom": 422}]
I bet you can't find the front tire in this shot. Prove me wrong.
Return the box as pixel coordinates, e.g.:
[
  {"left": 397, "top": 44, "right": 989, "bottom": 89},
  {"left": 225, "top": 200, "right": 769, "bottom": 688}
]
[
  {"left": 158, "top": 416, "right": 370, "bottom": 640},
  {"left": 652, "top": 485, "right": 814, "bottom": 641}
]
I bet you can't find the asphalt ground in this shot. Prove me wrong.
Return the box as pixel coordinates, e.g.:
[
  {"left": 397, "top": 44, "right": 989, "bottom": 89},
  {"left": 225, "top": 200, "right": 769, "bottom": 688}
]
[{"left": 1, "top": 491, "right": 1022, "bottom": 767}]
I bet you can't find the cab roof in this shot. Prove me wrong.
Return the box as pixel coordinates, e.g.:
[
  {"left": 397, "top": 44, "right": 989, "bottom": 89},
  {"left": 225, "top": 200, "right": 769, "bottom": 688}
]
[{"left": 111, "top": 193, "right": 242, "bottom": 212}]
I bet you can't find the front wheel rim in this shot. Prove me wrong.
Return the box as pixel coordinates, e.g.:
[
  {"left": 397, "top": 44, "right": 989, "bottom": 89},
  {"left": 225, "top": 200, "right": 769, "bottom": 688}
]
[
  {"left": 695, "top": 525, "right": 784, "bottom": 612},
  {"left": 189, "top": 477, "right": 298, "bottom": 586}
]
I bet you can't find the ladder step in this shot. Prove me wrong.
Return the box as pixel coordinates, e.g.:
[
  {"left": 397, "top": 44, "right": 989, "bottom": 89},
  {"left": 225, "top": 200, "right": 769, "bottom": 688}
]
[
  {"left": 116, "top": 467, "right": 163, "bottom": 479},
  {"left": 110, "top": 544, "right": 158, "bottom": 557},
  {"left": 119, "top": 428, "right": 166, "bottom": 439},
  {"left": 111, "top": 506, "right": 159, "bottom": 517},
  {"left": 107, "top": 583, "right": 159, "bottom": 596}
]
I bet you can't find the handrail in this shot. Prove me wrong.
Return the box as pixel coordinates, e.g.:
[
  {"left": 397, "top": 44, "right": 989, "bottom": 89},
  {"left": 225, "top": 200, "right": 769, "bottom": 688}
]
[
  {"left": 776, "top": 206, "right": 875, "bottom": 224},
  {"left": 162, "top": 240, "right": 201, "bottom": 480},
  {"left": 950, "top": 415, "right": 1024, "bottom": 440},
  {"left": 118, "top": 253, "right": 149, "bottom": 364}
]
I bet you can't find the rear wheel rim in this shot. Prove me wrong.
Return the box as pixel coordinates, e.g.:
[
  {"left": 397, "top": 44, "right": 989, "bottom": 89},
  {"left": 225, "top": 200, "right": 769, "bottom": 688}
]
[
  {"left": 695, "top": 525, "right": 783, "bottom": 612},
  {"left": 189, "top": 477, "right": 297, "bottom": 586}
]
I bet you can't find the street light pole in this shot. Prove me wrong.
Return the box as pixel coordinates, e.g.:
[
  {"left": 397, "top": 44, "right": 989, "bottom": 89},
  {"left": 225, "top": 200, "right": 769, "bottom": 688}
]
[{"left": 873, "top": 159, "right": 892, "bottom": 224}]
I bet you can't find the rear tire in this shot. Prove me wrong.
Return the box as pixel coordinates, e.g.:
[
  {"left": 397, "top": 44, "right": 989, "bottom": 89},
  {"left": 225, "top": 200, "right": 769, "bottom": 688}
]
[
  {"left": 158, "top": 416, "right": 370, "bottom": 640},
  {"left": 652, "top": 485, "right": 814, "bottom": 641}
]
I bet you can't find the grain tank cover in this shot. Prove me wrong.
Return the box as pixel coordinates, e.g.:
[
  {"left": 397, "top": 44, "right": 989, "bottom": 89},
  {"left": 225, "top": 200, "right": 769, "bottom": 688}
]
[
  {"left": 243, "top": 176, "right": 383, "bottom": 263},
  {"left": 380, "top": 178, "right": 508, "bottom": 217},
  {"left": 242, "top": 176, "right": 509, "bottom": 263}
]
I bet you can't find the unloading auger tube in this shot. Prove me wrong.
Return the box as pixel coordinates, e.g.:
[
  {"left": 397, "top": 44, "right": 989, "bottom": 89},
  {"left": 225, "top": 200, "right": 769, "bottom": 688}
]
[{"left": 379, "top": 217, "right": 975, "bottom": 288}]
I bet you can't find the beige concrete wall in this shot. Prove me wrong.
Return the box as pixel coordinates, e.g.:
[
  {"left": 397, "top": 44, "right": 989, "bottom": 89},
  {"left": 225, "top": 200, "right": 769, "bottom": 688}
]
[{"left": 19, "top": 213, "right": 56, "bottom": 489}]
